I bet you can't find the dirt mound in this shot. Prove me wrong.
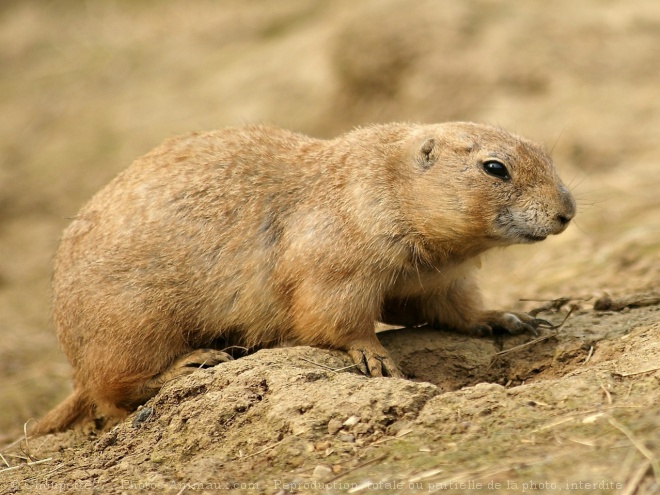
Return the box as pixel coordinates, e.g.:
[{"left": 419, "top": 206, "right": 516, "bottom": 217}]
[{"left": 3, "top": 297, "right": 658, "bottom": 494}]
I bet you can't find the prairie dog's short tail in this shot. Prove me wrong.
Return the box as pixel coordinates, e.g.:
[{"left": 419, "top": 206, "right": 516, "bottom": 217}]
[{"left": 31, "top": 391, "right": 91, "bottom": 436}]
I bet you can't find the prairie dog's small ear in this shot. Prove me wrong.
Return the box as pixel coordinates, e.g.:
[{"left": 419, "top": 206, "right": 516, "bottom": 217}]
[{"left": 418, "top": 138, "right": 437, "bottom": 169}]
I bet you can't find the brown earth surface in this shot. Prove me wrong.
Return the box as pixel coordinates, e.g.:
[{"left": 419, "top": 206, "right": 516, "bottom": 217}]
[{"left": 1, "top": 1, "right": 659, "bottom": 494}]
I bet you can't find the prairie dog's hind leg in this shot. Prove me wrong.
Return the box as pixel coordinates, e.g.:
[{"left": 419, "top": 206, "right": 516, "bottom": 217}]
[{"left": 127, "top": 349, "right": 233, "bottom": 405}]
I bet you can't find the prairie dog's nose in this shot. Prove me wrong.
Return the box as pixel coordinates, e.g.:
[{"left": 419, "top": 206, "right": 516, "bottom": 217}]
[{"left": 555, "top": 184, "right": 576, "bottom": 231}]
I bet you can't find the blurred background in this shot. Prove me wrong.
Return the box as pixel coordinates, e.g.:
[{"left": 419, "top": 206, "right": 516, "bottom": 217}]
[{"left": 1, "top": 0, "right": 658, "bottom": 438}]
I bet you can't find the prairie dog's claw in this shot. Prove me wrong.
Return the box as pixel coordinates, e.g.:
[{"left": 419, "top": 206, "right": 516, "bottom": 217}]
[
  {"left": 531, "top": 318, "right": 553, "bottom": 328},
  {"left": 472, "top": 311, "right": 547, "bottom": 337},
  {"left": 177, "top": 348, "right": 234, "bottom": 368}
]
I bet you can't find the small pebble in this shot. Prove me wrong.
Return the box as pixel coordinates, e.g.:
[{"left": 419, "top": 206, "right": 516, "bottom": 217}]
[
  {"left": 132, "top": 406, "right": 153, "bottom": 427},
  {"left": 315, "top": 441, "right": 331, "bottom": 451},
  {"left": 343, "top": 415, "right": 360, "bottom": 427},
  {"left": 338, "top": 433, "right": 355, "bottom": 443},
  {"left": 327, "top": 418, "right": 343, "bottom": 435},
  {"left": 312, "top": 464, "right": 333, "bottom": 480}
]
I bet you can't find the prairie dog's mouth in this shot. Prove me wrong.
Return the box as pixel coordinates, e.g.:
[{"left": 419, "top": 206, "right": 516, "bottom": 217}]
[
  {"left": 494, "top": 208, "right": 553, "bottom": 244},
  {"left": 520, "top": 233, "right": 547, "bottom": 243}
]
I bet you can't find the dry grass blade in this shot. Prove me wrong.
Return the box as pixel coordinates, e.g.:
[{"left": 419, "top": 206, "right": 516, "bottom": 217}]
[
  {"left": 239, "top": 438, "right": 287, "bottom": 460},
  {"left": 613, "top": 366, "right": 660, "bottom": 377},
  {"left": 26, "top": 462, "right": 66, "bottom": 481},
  {"left": 621, "top": 460, "right": 652, "bottom": 495},
  {"left": 327, "top": 454, "right": 388, "bottom": 483},
  {"left": 298, "top": 357, "right": 357, "bottom": 373},
  {"left": 537, "top": 305, "right": 577, "bottom": 330},
  {"left": 599, "top": 383, "right": 613, "bottom": 405},
  {"left": 22, "top": 421, "right": 33, "bottom": 461},
  {"left": 371, "top": 429, "right": 412, "bottom": 446},
  {"left": 532, "top": 409, "right": 603, "bottom": 432},
  {"left": 408, "top": 467, "right": 444, "bottom": 483},
  {"left": 495, "top": 334, "right": 553, "bottom": 356},
  {"left": 1, "top": 435, "right": 27, "bottom": 452},
  {"left": 608, "top": 417, "right": 660, "bottom": 484},
  {"left": 0, "top": 456, "right": 52, "bottom": 474},
  {"left": 584, "top": 345, "right": 594, "bottom": 364},
  {"left": 0, "top": 464, "right": 21, "bottom": 474},
  {"left": 567, "top": 437, "right": 597, "bottom": 447}
]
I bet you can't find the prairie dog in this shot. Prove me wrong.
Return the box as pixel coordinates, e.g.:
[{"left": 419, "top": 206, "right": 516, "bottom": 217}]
[{"left": 35, "top": 122, "right": 575, "bottom": 434}]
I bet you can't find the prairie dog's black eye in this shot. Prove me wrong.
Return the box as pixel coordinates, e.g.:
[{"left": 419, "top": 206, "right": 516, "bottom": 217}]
[{"left": 482, "top": 160, "right": 510, "bottom": 180}]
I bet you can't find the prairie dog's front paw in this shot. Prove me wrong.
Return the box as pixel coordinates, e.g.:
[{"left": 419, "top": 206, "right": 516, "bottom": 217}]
[
  {"left": 347, "top": 342, "right": 405, "bottom": 378},
  {"left": 469, "top": 311, "right": 550, "bottom": 337}
]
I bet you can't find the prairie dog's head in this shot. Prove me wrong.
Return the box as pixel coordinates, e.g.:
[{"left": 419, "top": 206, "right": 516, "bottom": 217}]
[{"left": 402, "top": 122, "right": 576, "bottom": 249}]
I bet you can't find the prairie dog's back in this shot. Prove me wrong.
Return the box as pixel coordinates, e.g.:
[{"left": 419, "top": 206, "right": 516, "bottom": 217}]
[{"left": 55, "top": 127, "right": 323, "bottom": 355}]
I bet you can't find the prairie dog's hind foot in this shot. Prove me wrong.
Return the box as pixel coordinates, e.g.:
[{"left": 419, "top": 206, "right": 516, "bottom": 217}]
[
  {"left": 468, "top": 310, "right": 551, "bottom": 338},
  {"left": 139, "top": 349, "right": 234, "bottom": 400}
]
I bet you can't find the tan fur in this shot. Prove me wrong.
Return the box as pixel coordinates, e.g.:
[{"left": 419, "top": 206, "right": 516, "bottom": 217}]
[{"left": 34, "top": 122, "right": 575, "bottom": 434}]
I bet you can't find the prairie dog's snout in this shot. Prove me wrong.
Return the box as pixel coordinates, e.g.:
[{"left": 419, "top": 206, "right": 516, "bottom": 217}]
[{"left": 502, "top": 181, "right": 575, "bottom": 243}]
